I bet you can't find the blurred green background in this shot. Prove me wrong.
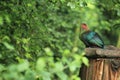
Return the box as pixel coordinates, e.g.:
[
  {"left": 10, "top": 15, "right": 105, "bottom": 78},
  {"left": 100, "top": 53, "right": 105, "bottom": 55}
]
[{"left": 0, "top": 0, "right": 120, "bottom": 80}]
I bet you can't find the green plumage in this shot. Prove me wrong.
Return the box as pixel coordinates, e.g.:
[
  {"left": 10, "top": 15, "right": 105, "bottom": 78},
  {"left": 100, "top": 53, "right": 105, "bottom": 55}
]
[{"left": 80, "top": 31, "right": 104, "bottom": 48}]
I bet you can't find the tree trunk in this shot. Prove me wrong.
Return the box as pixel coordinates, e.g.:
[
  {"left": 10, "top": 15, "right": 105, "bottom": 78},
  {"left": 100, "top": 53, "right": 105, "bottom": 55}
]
[{"left": 79, "top": 45, "right": 120, "bottom": 80}]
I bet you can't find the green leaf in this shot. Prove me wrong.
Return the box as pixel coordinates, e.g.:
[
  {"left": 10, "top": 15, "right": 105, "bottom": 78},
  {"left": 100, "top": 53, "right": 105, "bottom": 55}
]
[
  {"left": 80, "top": 1, "right": 87, "bottom": 7},
  {"left": 82, "top": 57, "right": 89, "bottom": 66},
  {"left": 40, "top": 71, "right": 51, "bottom": 80},
  {"left": 63, "top": 49, "right": 70, "bottom": 56},
  {"left": 17, "top": 60, "right": 29, "bottom": 72},
  {"left": 71, "top": 75, "right": 80, "bottom": 80},
  {"left": 8, "top": 64, "right": 18, "bottom": 72},
  {"left": 22, "top": 38, "right": 30, "bottom": 43},
  {"left": 27, "top": 3, "right": 32, "bottom": 7},
  {"left": 36, "top": 58, "right": 46, "bottom": 71},
  {"left": 117, "top": 10, "right": 120, "bottom": 16},
  {"left": 5, "top": 15, "right": 11, "bottom": 23},
  {"left": 2, "top": 36, "right": 10, "bottom": 41},
  {"left": 44, "top": 47, "right": 53, "bottom": 56},
  {"left": 67, "top": 2, "right": 75, "bottom": 9},
  {"left": 2, "top": 42, "right": 15, "bottom": 50},
  {"left": 0, "top": 16, "right": 3, "bottom": 25},
  {"left": 60, "top": 0, "right": 65, "bottom": 3},
  {"left": 0, "top": 64, "right": 5, "bottom": 72},
  {"left": 25, "top": 70, "right": 36, "bottom": 80},
  {"left": 25, "top": 53, "right": 32, "bottom": 59},
  {"left": 56, "top": 71, "right": 68, "bottom": 80},
  {"left": 54, "top": 62, "right": 64, "bottom": 71},
  {"left": 69, "top": 63, "right": 77, "bottom": 72}
]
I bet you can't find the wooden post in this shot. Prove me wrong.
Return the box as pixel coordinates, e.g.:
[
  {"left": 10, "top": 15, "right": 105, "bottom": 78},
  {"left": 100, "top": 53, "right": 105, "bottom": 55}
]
[{"left": 79, "top": 45, "right": 120, "bottom": 80}]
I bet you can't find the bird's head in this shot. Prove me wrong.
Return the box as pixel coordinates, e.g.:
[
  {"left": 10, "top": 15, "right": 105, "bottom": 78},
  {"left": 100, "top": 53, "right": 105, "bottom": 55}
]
[{"left": 81, "top": 23, "right": 89, "bottom": 31}]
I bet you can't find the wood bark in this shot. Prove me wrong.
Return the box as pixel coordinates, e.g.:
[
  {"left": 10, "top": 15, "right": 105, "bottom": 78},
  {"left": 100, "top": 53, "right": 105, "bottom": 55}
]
[
  {"left": 79, "top": 45, "right": 120, "bottom": 80},
  {"left": 85, "top": 45, "right": 120, "bottom": 58}
]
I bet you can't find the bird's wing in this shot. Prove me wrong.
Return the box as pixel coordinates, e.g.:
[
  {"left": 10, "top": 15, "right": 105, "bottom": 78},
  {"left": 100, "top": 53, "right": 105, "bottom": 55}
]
[
  {"left": 80, "top": 36, "right": 90, "bottom": 47},
  {"left": 86, "top": 31, "right": 104, "bottom": 48}
]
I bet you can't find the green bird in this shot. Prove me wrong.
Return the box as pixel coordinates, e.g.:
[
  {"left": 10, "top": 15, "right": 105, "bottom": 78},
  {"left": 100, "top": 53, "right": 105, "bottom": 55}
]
[{"left": 80, "top": 23, "right": 104, "bottom": 48}]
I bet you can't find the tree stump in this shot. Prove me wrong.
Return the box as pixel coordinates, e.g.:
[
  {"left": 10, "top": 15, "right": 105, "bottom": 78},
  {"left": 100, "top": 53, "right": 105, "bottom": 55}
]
[{"left": 79, "top": 45, "right": 120, "bottom": 80}]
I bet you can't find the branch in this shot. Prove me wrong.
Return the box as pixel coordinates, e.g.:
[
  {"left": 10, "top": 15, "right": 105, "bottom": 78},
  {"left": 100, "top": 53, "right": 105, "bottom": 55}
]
[{"left": 85, "top": 45, "right": 120, "bottom": 58}]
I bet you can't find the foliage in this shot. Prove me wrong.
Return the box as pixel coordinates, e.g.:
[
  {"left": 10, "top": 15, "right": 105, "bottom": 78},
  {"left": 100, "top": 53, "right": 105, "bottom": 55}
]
[
  {"left": 0, "top": 49, "right": 88, "bottom": 80},
  {"left": 0, "top": 0, "right": 89, "bottom": 80},
  {"left": 96, "top": 0, "right": 120, "bottom": 47},
  {"left": 0, "top": 0, "right": 119, "bottom": 80}
]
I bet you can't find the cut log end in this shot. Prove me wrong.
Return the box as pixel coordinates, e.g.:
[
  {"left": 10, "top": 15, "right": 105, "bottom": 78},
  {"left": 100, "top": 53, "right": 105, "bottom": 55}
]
[{"left": 79, "top": 45, "right": 120, "bottom": 80}]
